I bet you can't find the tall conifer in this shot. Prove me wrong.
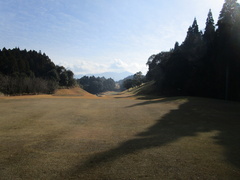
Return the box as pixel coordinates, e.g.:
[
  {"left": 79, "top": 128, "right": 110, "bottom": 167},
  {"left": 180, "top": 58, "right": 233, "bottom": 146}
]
[{"left": 203, "top": 9, "right": 215, "bottom": 46}]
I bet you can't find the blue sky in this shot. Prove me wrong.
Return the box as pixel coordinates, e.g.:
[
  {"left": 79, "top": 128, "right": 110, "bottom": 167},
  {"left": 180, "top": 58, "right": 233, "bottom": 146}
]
[{"left": 0, "top": 0, "right": 227, "bottom": 75}]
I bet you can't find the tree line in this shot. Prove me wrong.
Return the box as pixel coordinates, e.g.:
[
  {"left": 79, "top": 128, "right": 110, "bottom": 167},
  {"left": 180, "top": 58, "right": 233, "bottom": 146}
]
[
  {"left": 122, "top": 72, "right": 146, "bottom": 90},
  {"left": 146, "top": 0, "right": 240, "bottom": 101},
  {"left": 0, "top": 48, "right": 75, "bottom": 95},
  {"left": 77, "top": 76, "right": 116, "bottom": 94}
]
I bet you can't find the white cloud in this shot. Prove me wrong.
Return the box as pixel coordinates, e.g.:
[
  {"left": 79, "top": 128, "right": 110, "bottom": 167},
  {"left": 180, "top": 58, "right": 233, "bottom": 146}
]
[
  {"left": 59, "top": 60, "right": 108, "bottom": 75},
  {"left": 109, "top": 59, "right": 148, "bottom": 74},
  {"left": 59, "top": 59, "right": 148, "bottom": 76}
]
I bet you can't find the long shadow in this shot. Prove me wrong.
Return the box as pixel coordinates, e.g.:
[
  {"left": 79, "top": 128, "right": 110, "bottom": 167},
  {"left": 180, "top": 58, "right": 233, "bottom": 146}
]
[
  {"left": 114, "top": 94, "right": 165, "bottom": 100},
  {"left": 69, "top": 97, "right": 240, "bottom": 177},
  {"left": 126, "top": 96, "right": 184, "bottom": 107}
]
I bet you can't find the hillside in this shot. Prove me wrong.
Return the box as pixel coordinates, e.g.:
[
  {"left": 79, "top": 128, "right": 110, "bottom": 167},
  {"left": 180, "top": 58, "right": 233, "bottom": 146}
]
[
  {"left": 54, "top": 87, "right": 95, "bottom": 97},
  {"left": 120, "top": 81, "right": 160, "bottom": 98}
]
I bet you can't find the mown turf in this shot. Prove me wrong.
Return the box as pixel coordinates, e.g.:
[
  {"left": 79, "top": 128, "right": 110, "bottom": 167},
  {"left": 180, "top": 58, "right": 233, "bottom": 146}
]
[{"left": 0, "top": 94, "right": 240, "bottom": 179}]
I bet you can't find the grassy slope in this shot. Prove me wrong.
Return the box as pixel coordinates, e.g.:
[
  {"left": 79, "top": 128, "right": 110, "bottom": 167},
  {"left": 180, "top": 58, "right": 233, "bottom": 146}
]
[
  {"left": 54, "top": 87, "right": 95, "bottom": 97},
  {"left": 0, "top": 90, "right": 240, "bottom": 179},
  {"left": 121, "top": 81, "right": 156, "bottom": 94}
]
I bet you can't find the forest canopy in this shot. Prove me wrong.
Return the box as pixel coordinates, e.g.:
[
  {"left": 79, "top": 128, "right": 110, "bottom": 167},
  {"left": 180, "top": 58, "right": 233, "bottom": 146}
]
[
  {"left": 77, "top": 76, "right": 116, "bottom": 94},
  {"left": 0, "top": 48, "right": 75, "bottom": 95},
  {"left": 146, "top": 0, "right": 240, "bottom": 101}
]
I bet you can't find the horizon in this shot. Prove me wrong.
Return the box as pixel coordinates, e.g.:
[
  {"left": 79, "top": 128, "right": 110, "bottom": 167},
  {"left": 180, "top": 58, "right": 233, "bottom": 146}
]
[{"left": 0, "top": 0, "right": 229, "bottom": 76}]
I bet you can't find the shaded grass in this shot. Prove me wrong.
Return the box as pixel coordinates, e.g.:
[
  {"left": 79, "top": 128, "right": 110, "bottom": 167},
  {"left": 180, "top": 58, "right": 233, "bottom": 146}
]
[{"left": 70, "top": 97, "right": 240, "bottom": 179}]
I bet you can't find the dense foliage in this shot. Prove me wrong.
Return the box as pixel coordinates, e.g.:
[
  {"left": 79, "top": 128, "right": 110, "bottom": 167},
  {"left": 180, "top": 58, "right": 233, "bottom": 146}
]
[
  {"left": 77, "top": 76, "right": 116, "bottom": 94},
  {"left": 0, "top": 48, "right": 75, "bottom": 95},
  {"left": 122, "top": 72, "right": 145, "bottom": 89},
  {"left": 146, "top": 0, "right": 240, "bottom": 101}
]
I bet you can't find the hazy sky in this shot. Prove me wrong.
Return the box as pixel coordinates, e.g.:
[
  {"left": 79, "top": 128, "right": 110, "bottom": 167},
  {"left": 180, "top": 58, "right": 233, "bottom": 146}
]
[{"left": 0, "top": 0, "right": 228, "bottom": 75}]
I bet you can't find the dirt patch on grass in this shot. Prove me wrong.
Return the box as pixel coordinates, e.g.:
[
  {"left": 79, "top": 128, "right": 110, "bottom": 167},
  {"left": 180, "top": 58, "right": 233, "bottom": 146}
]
[{"left": 0, "top": 94, "right": 240, "bottom": 179}]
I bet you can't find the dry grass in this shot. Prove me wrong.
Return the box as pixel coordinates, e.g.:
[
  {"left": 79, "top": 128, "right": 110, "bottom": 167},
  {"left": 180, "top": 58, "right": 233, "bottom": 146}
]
[
  {"left": 54, "top": 87, "right": 95, "bottom": 97},
  {"left": 0, "top": 92, "right": 240, "bottom": 179}
]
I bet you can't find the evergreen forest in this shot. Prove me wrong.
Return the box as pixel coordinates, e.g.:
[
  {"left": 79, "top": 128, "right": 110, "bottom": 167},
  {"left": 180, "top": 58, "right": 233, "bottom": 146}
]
[
  {"left": 146, "top": 0, "right": 240, "bottom": 101},
  {"left": 0, "top": 48, "right": 75, "bottom": 95},
  {"left": 77, "top": 76, "right": 116, "bottom": 94}
]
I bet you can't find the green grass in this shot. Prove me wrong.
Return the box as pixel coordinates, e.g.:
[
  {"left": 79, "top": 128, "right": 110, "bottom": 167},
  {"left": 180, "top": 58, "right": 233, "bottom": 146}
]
[{"left": 0, "top": 95, "right": 240, "bottom": 179}]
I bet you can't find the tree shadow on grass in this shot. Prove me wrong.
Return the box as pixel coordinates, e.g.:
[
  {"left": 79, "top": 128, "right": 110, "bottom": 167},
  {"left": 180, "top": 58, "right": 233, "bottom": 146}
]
[
  {"left": 113, "top": 94, "right": 165, "bottom": 100},
  {"left": 69, "top": 97, "right": 240, "bottom": 177},
  {"left": 126, "top": 96, "right": 184, "bottom": 107}
]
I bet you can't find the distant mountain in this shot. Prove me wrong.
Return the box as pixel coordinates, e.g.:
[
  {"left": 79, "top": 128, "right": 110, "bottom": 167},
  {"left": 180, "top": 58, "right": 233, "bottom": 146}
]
[{"left": 75, "top": 71, "right": 133, "bottom": 81}]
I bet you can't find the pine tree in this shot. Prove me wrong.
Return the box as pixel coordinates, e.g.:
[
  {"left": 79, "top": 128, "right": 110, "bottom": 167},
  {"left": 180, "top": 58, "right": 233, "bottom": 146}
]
[
  {"left": 174, "top": 42, "right": 180, "bottom": 52},
  {"left": 203, "top": 9, "right": 215, "bottom": 47},
  {"left": 218, "top": 0, "right": 238, "bottom": 28},
  {"left": 215, "top": 0, "right": 239, "bottom": 100},
  {"left": 192, "top": 18, "right": 199, "bottom": 33},
  {"left": 182, "top": 18, "right": 202, "bottom": 50}
]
